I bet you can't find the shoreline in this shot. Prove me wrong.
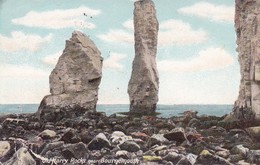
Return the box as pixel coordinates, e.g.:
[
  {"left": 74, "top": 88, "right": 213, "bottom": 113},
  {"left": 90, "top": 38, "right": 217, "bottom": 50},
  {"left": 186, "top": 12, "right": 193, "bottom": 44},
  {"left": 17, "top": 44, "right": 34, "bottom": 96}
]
[
  {"left": 0, "top": 110, "right": 260, "bottom": 164},
  {"left": 0, "top": 104, "right": 233, "bottom": 118}
]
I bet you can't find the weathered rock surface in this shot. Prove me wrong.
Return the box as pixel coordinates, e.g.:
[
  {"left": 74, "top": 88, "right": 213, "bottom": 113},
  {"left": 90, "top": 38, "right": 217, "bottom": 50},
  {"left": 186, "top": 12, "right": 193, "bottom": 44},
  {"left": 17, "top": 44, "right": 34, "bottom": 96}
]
[
  {"left": 128, "top": 0, "right": 159, "bottom": 115},
  {"left": 87, "top": 133, "right": 111, "bottom": 150},
  {"left": 231, "top": 145, "right": 249, "bottom": 158},
  {"left": 196, "top": 150, "right": 232, "bottom": 165},
  {"left": 37, "top": 31, "right": 103, "bottom": 121},
  {"left": 62, "top": 142, "right": 88, "bottom": 159},
  {"left": 0, "top": 141, "right": 10, "bottom": 159},
  {"left": 164, "top": 127, "right": 187, "bottom": 145},
  {"left": 4, "top": 147, "right": 36, "bottom": 165},
  {"left": 246, "top": 126, "right": 260, "bottom": 141},
  {"left": 119, "top": 140, "right": 141, "bottom": 152},
  {"left": 232, "top": 0, "right": 260, "bottom": 123},
  {"left": 147, "top": 134, "right": 169, "bottom": 147},
  {"left": 248, "top": 150, "right": 260, "bottom": 164},
  {"left": 38, "top": 129, "right": 56, "bottom": 139}
]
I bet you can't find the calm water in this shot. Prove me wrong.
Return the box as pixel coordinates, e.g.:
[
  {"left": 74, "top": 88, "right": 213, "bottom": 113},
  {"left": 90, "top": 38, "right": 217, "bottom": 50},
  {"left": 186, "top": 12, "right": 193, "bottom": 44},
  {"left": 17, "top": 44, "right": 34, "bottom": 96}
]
[{"left": 0, "top": 104, "right": 232, "bottom": 117}]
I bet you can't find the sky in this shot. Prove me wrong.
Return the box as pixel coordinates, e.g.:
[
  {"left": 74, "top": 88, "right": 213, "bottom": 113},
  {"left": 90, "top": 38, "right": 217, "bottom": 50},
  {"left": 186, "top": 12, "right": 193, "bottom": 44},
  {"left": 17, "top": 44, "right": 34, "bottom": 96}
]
[{"left": 0, "top": 0, "right": 240, "bottom": 105}]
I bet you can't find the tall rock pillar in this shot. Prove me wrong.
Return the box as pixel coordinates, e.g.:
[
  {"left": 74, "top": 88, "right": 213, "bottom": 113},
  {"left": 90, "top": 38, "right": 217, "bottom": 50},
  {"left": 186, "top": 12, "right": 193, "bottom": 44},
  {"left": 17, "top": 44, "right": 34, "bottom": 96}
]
[
  {"left": 37, "top": 31, "right": 103, "bottom": 122},
  {"left": 128, "top": 0, "right": 159, "bottom": 115},
  {"left": 233, "top": 0, "right": 260, "bottom": 122}
]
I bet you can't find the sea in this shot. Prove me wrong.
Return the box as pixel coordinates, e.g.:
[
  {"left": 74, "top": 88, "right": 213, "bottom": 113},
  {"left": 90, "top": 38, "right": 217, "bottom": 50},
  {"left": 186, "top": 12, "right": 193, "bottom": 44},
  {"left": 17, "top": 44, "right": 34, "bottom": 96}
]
[{"left": 0, "top": 104, "right": 233, "bottom": 117}]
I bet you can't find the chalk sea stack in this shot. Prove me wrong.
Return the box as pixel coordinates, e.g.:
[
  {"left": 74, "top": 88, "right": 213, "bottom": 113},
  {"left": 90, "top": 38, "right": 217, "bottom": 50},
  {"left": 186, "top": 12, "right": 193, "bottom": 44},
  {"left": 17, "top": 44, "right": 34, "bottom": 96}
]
[
  {"left": 232, "top": 0, "right": 260, "bottom": 123},
  {"left": 37, "top": 31, "right": 103, "bottom": 121},
  {"left": 128, "top": 0, "right": 159, "bottom": 115}
]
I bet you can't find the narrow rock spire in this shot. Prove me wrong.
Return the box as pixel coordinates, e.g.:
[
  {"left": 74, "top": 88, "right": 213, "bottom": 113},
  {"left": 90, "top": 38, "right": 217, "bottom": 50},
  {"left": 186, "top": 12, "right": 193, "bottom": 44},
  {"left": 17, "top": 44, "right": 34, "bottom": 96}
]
[{"left": 128, "top": 0, "right": 159, "bottom": 115}]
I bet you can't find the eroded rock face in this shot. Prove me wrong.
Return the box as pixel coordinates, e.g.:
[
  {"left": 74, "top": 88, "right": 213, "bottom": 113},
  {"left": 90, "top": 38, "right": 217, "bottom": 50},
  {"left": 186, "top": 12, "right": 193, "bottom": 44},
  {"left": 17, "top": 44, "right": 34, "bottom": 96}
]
[
  {"left": 232, "top": 0, "right": 260, "bottom": 123},
  {"left": 128, "top": 0, "right": 159, "bottom": 115},
  {"left": 37, "top": 31, "right": 103, "bottom": 121}
]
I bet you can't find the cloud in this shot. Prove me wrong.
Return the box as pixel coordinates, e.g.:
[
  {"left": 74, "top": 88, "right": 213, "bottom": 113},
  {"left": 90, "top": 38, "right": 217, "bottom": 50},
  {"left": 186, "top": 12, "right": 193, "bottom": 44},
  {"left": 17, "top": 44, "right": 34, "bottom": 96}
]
[
  {"left": 130, "top": 0, "right": 140, "bottom": 2},
  {"left": 98, "top": 29, "right": 134, "bottom": 44},
  {"left": 103, "top": 52, "right": 127, "bottom": 71},
  {"left": 0, "top": 31, "right": 52, "bottom": 52},
  {"left": 178, "top": 2, "right": 234, "bottom": 23},
  {"left": 12, "top": 6, "right": 101, "bottom": 29},
  {"left": 98, "top": 19, "right": 208, "bottom": 46},
  {"left": 123, "top": 19, "right": 134, "bottom": 31},
  {"left": 98, "top": 19, "right": 134, "bottom": 44},
  {"left": 158, "top": 47, "right": 234, "bottom": 73},
  {"left": 42, "top": 51, "right": 62, "bottom": 66},
  {"left": 0, "top": 64, "right": 49, "bottom": 104},
  {"left": 159, "top": 19, "right": 208, "bottom": 46},
  {"left": 0, "top": 64, "right": 49, "bottom": 78}
]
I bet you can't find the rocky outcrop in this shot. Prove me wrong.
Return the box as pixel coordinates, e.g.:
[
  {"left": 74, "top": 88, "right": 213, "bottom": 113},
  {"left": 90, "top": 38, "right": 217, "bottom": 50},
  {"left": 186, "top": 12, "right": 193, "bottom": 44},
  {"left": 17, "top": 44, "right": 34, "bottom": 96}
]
[
  {"left": 37, "top": 31, "right": 103, "bottom": 122},
  {"left": 128, "top": 0, "right": 159, "bottom": 115},
  {"left": 232, "top": 0, "right": 260, "bottom": 123}
]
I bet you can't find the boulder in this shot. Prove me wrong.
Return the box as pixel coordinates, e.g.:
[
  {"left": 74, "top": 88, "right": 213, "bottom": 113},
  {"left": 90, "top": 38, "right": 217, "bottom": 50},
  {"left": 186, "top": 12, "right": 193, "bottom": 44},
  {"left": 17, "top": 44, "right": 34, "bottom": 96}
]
[
  {"left": 128, "top": 0, "right": 159, "bottom": 115},
  {"left": 2, "top": 118, "right": 28, "bottom": 130},
  {"left": 62, "top": 142, "right": 88, "bottom": 159},
  {"left": 164, "top": 127, "right": 187, "bottom": 145},
  {"left": 187, "top": 141, "right": 207, "bottom": 155},
  {"left": 176, "top": 154, "right": 197, "bottom": 165},
  {"left": 237, "top": 160, "right": 251, "bottom": 165},
  {"left": 228, "top": 154, "right": 244, "bottom": 163},
  {"left": 150, "top": 145, "right": 167, "bottom": 153},
  {"left": 112, "top": 124, "right": 126, "bottom": 133},
  {"left": 4, "top": 147, "right": 36, "bottom": 165},
  {"left": 216, "top": 150, "right": 230, "bottom": 159},
  {"left": 80, "top": 130, "right": 94, "bottom": 144},
  {"left": 37, "top": 31, "right": 103, "bottom": 121},
  {"left": 0, "top": 141, "right": 10, "bottom": 156},
  {"left": 0, "top": 141, "right": 11, "bottom": 161},
  {"left": 230, "top": 145, "right": 249, "bottom": 158},
  {"left": 246, "top": 126, "right": 260, "bottom": 141},
  {"left": 87, "top": 133, "right": 111, "bottom": 150},
  {"left": 247, "top": 150, "right": 260, "bottom": 164},
  {"left": 40, "top": 141, "right": 64, "bottom": 156},
  {"left": 38, "top": 129, "right": 56, "bottom": 139},
  {"left": 27, "top": 136, "right": 44, "bottom": 153},
  {"left": 110, "top": 131, "right": 132, "bottom": 145},
  {"left": 131, "top": 132, "right": 150, "bottom": 141},
  {"left": 60, "top": 128, "right": 80, "bottom": 143},
  {"left": 119, "top": 140, "right": 141, "bottom": 152},
  {"left": 163, "top": 152, "right": 183, "bottom": 164},
  {"left": 196, "top": 150, "right": 232, "bottom": 165},
  {"left": 147, "top": 134, "right": 169, "bottom": 147},
  {"left": 187, "top": 118, "right": 201, "bottom": 128},
  {"left": 116, "top": 150, "right": 129, "bottom": 159},
  {"left": 142, "top": 155, "right": 162, "bottom": 161},
  {"left": 185, "top": 153, "right": 197, "bottom": 165}
]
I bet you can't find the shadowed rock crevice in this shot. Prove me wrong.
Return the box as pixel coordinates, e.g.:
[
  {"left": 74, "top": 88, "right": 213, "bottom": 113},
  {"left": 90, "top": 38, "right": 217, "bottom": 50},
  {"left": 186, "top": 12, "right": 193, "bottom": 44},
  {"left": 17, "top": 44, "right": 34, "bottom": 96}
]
[
  {"left": 37, "top": 31, "right": 103, "bottom": 122},
  {"left": 128, "top": 0, "right": 159, "bottom": 115}
]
